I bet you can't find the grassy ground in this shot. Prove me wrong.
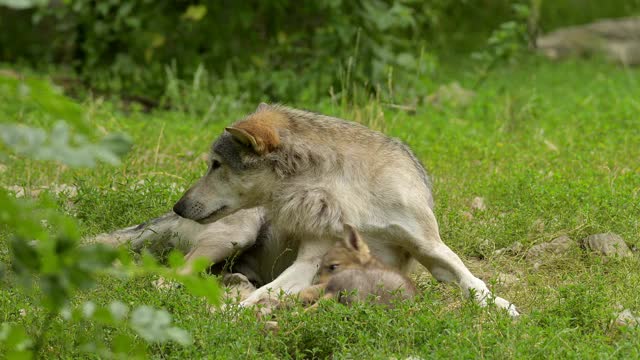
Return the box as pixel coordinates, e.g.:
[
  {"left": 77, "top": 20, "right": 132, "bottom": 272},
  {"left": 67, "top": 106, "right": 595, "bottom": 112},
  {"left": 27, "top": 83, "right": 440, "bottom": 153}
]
[{"left": 1, "top": 57, "right": 640, "bottom": 358}]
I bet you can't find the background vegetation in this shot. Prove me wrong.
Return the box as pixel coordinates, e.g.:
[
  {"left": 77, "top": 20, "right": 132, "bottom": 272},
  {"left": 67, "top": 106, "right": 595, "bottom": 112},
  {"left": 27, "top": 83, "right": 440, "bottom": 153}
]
[
  {"left": 2, "top": 0, "right": 640, "bottom": 104},
  {"left": 1, "top": 0, "right": 640, "bottom": 358}
]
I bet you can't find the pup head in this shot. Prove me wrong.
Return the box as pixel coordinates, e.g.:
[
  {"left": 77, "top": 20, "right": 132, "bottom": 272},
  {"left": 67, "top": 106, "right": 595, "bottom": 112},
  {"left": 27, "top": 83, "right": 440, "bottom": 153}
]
[
  {"left": 173, "top": 103, "right": 286, "bottom": 223},
  {"left": 318, "top": 224, "right": 373, "bottom": 283}
]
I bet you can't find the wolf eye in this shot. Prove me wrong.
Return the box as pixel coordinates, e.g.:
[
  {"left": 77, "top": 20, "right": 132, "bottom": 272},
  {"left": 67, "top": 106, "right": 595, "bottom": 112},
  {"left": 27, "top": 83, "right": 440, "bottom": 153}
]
[
  {"left": 211, "top": 160, "right": 221, "bottom": 170},
  {"left": 328, "top": 264, "right": 339, "bottom": 272}
]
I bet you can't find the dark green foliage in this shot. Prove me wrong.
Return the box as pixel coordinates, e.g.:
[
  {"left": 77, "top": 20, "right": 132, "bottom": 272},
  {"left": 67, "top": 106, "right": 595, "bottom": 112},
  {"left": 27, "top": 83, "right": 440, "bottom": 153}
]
[
  {"left": 0, "top": 74, "right": 220, "bottom": 358},
  {"left": 2, "top": 0, "right": 639, "bottom": 104}
]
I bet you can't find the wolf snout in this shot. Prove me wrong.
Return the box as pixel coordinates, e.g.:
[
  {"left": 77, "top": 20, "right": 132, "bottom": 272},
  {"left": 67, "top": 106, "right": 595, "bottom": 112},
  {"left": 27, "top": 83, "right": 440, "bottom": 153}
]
[{"left": 173, "top": 197, "right": 205, "bottom": 220}]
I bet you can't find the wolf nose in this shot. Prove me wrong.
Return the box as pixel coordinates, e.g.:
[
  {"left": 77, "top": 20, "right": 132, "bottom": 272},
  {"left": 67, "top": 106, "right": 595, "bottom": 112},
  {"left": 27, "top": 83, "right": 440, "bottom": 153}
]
[{"left": 173, "top": 199, "right": 187, "bottom": 218}]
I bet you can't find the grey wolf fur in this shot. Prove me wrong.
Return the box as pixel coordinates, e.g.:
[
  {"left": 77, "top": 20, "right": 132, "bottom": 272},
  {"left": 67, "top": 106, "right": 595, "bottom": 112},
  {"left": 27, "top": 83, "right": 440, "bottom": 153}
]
[
  {"left": 93, "top": 103, "right": 518, "bottom": 316},
  {"left": 298, "top": 224, "right": 417, "bottom": 307}
]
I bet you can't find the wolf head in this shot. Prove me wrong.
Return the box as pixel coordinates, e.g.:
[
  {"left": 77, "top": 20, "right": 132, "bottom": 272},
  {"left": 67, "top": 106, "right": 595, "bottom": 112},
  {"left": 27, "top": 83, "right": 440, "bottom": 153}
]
[
  {"left": 173, "top": 103, "right": 286, "bottom": 223},
  {"left": 317, "top": 224, "right": 374, "bottom": 284}
]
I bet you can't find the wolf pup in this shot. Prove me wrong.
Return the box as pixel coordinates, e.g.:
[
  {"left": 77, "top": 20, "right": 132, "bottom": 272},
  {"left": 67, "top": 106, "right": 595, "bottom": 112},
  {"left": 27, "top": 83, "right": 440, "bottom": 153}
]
[
  {"left": 94, "top": 103, "right": 518, "bottom": 316},
  {"left": 299, "top": 224, "right": 417, "bottom": 307}
]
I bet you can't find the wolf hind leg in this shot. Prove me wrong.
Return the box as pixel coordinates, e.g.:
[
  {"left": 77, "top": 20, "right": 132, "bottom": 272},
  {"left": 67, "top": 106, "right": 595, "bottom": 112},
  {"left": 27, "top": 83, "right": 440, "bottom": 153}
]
[
  {"left": 394, "top": 209, "right": 519, "bottom": 317},
  {"left": 420, "top": 241, "right": 519, "bottom": 316}
]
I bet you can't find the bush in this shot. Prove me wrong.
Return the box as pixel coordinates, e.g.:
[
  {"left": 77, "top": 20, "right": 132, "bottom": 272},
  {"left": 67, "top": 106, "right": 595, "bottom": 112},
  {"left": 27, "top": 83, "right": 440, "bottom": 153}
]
[
  {"left": 1, "top": 0, "right": 639, "bottom": 105},
  {"left": 0, "top": 73, "right": 220, "bottom": 358}
]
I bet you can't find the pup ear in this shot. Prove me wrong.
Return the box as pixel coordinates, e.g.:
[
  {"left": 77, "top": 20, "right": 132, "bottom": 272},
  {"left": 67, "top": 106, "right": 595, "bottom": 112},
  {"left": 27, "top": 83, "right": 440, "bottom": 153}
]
[
  {"left": 343, "top": 224, "right": 371, "bottom": 260},
  {"left": 256, "top": 102, "right": 270, "bottom": 112},
  {"left": 225, "top": 126, "right": 259, "bottom": 150}
]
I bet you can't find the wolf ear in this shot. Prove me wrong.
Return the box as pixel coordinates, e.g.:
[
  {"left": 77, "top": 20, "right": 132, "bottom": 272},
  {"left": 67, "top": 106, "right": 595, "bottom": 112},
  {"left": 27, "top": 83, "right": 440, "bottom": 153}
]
[
  {"left": 225, "top": 126, "right": 259, "bottom": 150},
  {"left": 256, "top": 102, "right": 270, "bottom": 112},
  {"left": 226, "top": 108, "right": 284, "bottom": 154},
  {"left": 343, "top": 224, "right": 370, "bottom": 260}
]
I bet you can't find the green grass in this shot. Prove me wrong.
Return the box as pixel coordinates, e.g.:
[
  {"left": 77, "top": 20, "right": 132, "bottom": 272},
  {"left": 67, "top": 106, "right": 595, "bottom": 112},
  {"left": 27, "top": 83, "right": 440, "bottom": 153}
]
[{"left": 2, "top": 57, "right": 640, "bottom": 358}]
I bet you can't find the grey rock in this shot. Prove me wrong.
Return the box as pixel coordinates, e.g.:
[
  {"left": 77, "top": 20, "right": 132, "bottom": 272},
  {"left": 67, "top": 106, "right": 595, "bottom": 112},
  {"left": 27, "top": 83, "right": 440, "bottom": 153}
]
[
  {"left": 583, "top": 233, "right": 632, "bottom": 257},
  {"left": 426, "top": 82, "right": 476, "bottom": 108},
  {"left": 614, "top": 309, "right": 640, "bottom": 328},
  {"left": 527, "top": 235, "right": 576, "bottom": 261},
  {"left": 537, "top": 17, "right": 640, "bottom": 66},
  {"left": 494, "top": 241, "right": 523, "bottom": 256},
  {"left": 263, "top": 320, "right": 280, "bottom": 333},
  {"left": 461, "top": 211, "right": 474, "bottom": 221},
  {"left": 496, "top": 272, "right": 519, "bottom": 286},
  {"left": 470, "top": 197, "right": 487, "bottom": 211}
]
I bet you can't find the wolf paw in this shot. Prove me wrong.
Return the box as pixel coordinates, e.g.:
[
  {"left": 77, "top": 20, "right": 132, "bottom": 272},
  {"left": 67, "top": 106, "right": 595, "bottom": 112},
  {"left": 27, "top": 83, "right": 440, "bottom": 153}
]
[{"left": 493, "top": 296, "right": 520, "bottom": 317}]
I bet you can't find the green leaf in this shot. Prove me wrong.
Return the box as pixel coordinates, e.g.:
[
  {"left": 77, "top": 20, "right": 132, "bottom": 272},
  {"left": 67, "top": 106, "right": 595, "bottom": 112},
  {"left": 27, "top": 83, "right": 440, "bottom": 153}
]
[
  {"left": 22, "top": 78, "right": 87, "bottom": 133},
  {"left": 0, "top": 0, "right": 47, "bottom": 10},
  {"left": 129, "top": 306, "right": 192, "bottom": 346},
  {"left": 40, "top": 275, "right": 68, "bottom": 311},
  {"left": 0, "top": 323, "right": 33, "bottom": 359},
  {"left": 82, "top": 301, "right": 97, "bottom": 319},
  {"left": 179, "top": 275, "right": 220, "bottom": 306},
  {"left": 66, "top": 265, "right": 94, "bottom": 290},
  {"left": 115, "top": 248, "right": 134, "bottom": 267},
  {"left": 109, "top": 301, "right": 129, "bottom": 322},
  {"left": 10, "top": 237, "right": 40, "bottom": 273},
  {"left": 76, "top": 244, "right": 118, "bottom": 271},
  {"left": 140, "top": 251, "right": 160, "bottom": 271},
  {"left": 167, "top": 250, "right": 185, "bottom": 269},
  {"left": 190, "top": 257, "right": 210, "bottom": 274},
  {"left": 92, "top": 306, "right": 116, "bottom": 325},
  {"left": 165, "top": 327, "right": 192, "bottom": 346},
  {"left": 99, "top": 133, "right": 133, "bottom": 158},
  {"left": 112, "top": 333, "right": 135, "bottom": 354},
  {"left": 0, "top": 323, "right": 33, "bottom": 352},
  {"left": 182, "top": 5, "right": 207, "bottom": 21},
  {"left": 0, "top": 122, "right": 131, "bottom": 168}
]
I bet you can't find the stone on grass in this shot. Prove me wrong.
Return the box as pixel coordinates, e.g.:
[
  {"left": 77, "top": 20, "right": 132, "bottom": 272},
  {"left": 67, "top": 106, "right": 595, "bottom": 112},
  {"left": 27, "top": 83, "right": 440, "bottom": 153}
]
[
  {"left": 583, "top": 233, "right": 632, "bottom": 258},
  {"left": 537, "top": 17, "right": 640, "bottom": 66},
  {"left": 526, "top": 236, "right": 577, "bottom": 269},
  {"left": 5, "top": 185, "right": 25, "bottom": 198},
  {"left": 461, "top": 211, "right": 474, "bottom": 221},
  {"left": 470, "top": 197, "right": 487, "bottom": 211},
  {"left": 494, "top": 241, "right": 523, "bottom": 256},
  {"left": 496, "top": 272, "right": 519, "bottom": 286},
  {"left": 426, "top": 82, "right": 476, "bottom": 108},
  {"left": 614, "top": 309, "right": 640, "bottom": 328},
  {"left": 527, "top": 235, "right": 575, "bottom": 259},
  {"left": 263, "top": 321, "right": 279, "bottom": 333}
]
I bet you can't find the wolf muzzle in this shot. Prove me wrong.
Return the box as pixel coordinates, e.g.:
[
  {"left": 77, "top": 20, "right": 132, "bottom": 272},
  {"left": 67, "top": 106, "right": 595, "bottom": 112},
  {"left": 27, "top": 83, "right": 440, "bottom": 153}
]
[{"left": 173, "top": 185, "right": 207, "bottom": 220}]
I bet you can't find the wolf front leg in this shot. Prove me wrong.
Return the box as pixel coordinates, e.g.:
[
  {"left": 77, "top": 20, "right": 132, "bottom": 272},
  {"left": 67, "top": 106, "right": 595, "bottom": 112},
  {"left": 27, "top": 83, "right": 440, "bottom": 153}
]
[
  {"left": 176, "top": 207, "right": 266, "bottom": 275},
  {"left": 399, "top": 208, "right": 519, "bottom": 317},
  {"left": 239, "top": 238, "right": 334, "bottom": 307},
  {"left": 87, "top": 212, "right": 201, "bottom": 250},
  {"left": 88, "top": 208, "right": 266, "bottom": 275}
]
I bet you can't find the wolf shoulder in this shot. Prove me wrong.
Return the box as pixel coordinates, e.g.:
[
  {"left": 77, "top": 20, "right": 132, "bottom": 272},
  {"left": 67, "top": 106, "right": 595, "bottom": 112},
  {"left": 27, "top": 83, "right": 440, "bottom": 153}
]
[{"left": 279, "top": 106, "right": 432, "bottom": 189}]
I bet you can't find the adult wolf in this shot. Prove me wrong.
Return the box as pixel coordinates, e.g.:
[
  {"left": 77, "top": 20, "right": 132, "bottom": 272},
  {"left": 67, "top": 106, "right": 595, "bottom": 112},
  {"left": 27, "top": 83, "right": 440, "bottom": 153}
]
[{"left": 95, "top": 103, "right": 518, "bottom": 316}]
